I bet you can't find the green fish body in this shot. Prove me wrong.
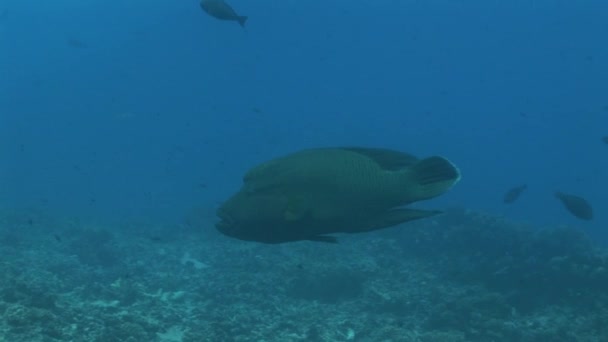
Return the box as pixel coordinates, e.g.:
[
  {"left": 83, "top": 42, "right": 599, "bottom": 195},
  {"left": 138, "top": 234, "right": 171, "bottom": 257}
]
[{"left": 216, "top": 147, "right": 460, "bottom": 243}]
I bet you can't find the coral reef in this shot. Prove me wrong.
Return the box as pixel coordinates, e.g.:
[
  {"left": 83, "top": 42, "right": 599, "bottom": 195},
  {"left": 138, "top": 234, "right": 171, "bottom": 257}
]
[{"left": 0, "top": 207, "right": 607, "bottom": 341}]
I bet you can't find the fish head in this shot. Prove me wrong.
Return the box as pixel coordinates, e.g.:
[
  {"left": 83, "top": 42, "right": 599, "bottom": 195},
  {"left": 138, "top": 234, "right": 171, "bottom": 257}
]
[{"left": 215, "top": 190, "right": 290, "bottom": 243}]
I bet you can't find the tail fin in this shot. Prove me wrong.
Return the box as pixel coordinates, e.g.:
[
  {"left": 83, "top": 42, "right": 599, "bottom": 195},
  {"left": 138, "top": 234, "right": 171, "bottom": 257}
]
[
  {"left": 402, "top": 156, "right": 461, "bottom": 201},
  {"left": 238, "top": 16, "right": 248, "bottom": 27}
]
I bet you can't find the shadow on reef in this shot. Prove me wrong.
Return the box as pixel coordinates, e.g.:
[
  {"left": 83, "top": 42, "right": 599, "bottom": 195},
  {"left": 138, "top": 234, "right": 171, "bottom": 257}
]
[{"left": 397, "top": 209, "right": 608, "bottom": 312}]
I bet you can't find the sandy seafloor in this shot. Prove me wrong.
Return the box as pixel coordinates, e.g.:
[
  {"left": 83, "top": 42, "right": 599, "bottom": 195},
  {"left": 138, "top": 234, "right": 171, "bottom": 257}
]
[{"left": 1, "top": 207, "right": 607, "bottom": 342}]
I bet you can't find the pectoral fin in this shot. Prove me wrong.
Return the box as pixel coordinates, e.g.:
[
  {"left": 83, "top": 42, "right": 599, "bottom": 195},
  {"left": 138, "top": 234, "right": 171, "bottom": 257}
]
[{"left": 283, "top": 195, "right": 310, "bottom": 221}]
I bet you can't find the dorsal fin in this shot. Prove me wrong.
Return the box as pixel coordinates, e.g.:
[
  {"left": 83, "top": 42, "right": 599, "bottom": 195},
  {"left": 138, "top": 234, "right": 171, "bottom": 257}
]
[{"left": 339, "top": 147, "right": 419, "bottom": 171}]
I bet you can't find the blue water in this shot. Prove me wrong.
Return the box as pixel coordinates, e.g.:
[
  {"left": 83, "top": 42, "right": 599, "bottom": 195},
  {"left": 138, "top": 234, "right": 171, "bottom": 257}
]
[{"left": 1, "top": 0, "right": 607, "bottom": 237}]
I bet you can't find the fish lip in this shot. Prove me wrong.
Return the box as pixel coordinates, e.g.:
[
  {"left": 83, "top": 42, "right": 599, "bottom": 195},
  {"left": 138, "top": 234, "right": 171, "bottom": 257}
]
[
  {"left": 216, "top": 207, "right": 234, "bottom": 222},
  {"left": 215, "top": 220, "right": 230, "bottom": 233},
  {"left": 215, "top": 208, "right": 236, "bottom": 233},
  {"left": 215, "top": 219, "right": 233, "bottom": 236}
]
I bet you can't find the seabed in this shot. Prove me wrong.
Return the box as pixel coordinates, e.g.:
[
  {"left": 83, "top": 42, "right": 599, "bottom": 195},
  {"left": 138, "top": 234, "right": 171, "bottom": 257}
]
[{"left": 0, "top": 208, "right": 606, "bottom": 342}]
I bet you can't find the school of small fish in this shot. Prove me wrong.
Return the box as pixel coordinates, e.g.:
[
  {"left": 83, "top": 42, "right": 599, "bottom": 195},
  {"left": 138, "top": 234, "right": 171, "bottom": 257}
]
[{"left": 503, "top": 184, "right": 595, "bottom": 221}]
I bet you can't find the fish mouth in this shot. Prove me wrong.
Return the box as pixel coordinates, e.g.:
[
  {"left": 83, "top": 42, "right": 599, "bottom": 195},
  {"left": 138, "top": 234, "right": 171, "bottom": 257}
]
[
  {"left": 215, "top": 220, "right": 236, "bottom": 237},
  {"left": 215, "top": 208, "right": 238, "bottom": 236}
]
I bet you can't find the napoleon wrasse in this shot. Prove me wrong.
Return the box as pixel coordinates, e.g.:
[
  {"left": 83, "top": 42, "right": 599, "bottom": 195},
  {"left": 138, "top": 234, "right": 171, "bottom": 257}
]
[{"left": 216, "top": 147, "right": 461, "bottom": 243}]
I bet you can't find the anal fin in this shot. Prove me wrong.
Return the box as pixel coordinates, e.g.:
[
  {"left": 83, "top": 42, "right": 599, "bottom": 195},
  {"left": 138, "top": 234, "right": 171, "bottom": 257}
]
[{"left": 360, "top": 208, "right": 441, "bottom": 232}]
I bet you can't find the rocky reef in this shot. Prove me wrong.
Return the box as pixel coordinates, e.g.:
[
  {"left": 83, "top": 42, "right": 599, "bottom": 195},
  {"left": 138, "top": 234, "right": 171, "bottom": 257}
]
[{"left": 0, "top": 207, "right": 607, "bottom": 341}]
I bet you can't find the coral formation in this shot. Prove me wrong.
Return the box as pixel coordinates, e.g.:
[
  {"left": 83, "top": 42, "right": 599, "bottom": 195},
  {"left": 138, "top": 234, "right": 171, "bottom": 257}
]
[{"left": 1, "top": 208, "right": 607, "bottom": 341}]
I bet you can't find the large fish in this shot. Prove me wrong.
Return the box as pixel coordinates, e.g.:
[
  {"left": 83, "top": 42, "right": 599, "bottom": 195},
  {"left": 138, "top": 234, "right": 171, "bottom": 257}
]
[
  {"left": 200, "top": 0, "right": 247, "bottom": 27},
  {"left": 216, "top": 147, "right": 461, "bottom": 243}
]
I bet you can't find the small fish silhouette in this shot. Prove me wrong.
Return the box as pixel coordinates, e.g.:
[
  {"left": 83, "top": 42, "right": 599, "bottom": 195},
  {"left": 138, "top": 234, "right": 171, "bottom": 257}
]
[
  {"left": 67, "top": 38, "right": 88, "bottom": 49},
  {"left": 503, "top": 184, "right": 527, "bottom": 204},
  {"left": 555, "top": 191, "right": 593, "bottom": 221},
  {"left": 200, "top": 0, "right": 247, "bottom": 27}
]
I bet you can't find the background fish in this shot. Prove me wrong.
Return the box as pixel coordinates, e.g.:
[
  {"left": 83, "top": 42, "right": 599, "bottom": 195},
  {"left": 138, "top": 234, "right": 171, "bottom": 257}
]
[
  {"left": 200, "top": 0, "right": 247, "bottom": 27},
  {"left": 216, "top": 147, "right": 461, "bottom": 243},
  {"left": 503, "top": 184, "right": 527, "bottom": 204},
  {"left": 555, "top": 191, "right": 593, "bottom": 221}
]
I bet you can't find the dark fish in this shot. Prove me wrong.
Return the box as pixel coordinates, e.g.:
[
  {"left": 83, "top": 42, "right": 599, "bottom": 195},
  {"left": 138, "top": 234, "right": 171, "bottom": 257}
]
[
  {"left": 67, "top": 38, "right": 88, "bottom": 49},
  {"left": 216, "top": 147, "right": 461, "bottom": 243},
  {"left": 503, "top": 184, "right": 527, "bottom": 204},
  {"left": 555, "top": 191, "right": 593, "bottom": 221},
  {"left": 149, "top": 235, "right": 163, "bottom": 243},
  {"left": 200, "top": 0, "right": 247, "bottom": 27},
  {"left": 602, "top": 136, "right": 608, "bottom": 145}
]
